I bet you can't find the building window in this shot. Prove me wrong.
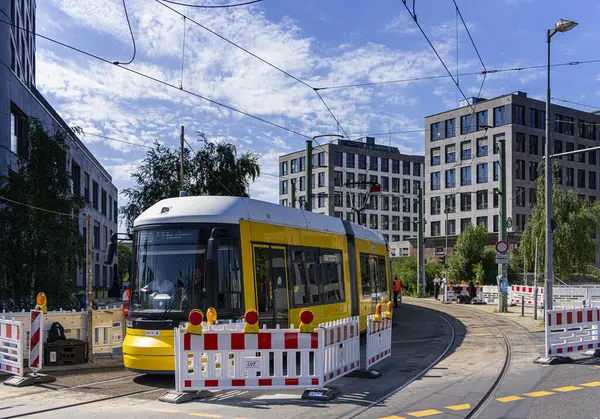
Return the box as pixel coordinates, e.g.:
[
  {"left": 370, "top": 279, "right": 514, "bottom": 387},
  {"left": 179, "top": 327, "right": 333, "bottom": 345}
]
[
  {"left": 476, "top": 216, "right": 488, "bottom": 230},
  {"left": 529, "top": 162, "right": 538, "bottom": 181},
  {"left": 515, "top": 133, "right": 525, "bottom": 153},
  {"left": 109, "top": 196, "right": 113, "bottom": 220},
  {"left": 280, "top": 161, "right": 288, "bottom": 175},
  {"left": 493, "top": 133, "right": 503, "bottom": 154},
  {"left": 299, "top": 157, "right": 306, "bottom": 171},
  {"left": 358, "top": 155, "right": 366, "bottom": 170},
  {"left": 403, "top": 179, "right": 411, "bottom": 194},
  {"left": 566, "top": 167, "right": 574, "bottom": 187},
  {"left": 334, "top": 152, "right": 343, "bottom": 167},
  {"left": 358, "top": 174, "right": 366, "bottom": 189},
  {"left": 403, "top": 216, "right": 411, "bottom": 232},
  {"left": 476, "top": 110, "right": 488, "bottom": 131},
  {"left": 369, "top": 156, "right": 378, "bottom": 171},
  {"left": 382, "top": 196, "right": 389, "bottom": 210},
  {"left": 318, "top": 172, "right": 325, "bottom": 187},
  {"left": 392, "top": 178, "right": 400, "bottom": 193},
  {"left": 477, "top": 137, "right": 488, "bottom": 157},
  {"left": 280, "top": 199, "right": 288, "bottom": 206},
  {"left": 461, "top": 192, "right": 472, "bottom": 211},
  {"left": 566, "top": 142, "right": 574, "bottom": 161},
  {"left": 10, "top": 105, "right": 28, "bottom": 157},
  {"left": 93, "top": 221, "right": 100, "bottom": 249},
  {"left": 461, "top": 141, "right": 472, "bottom": 160},
  {"left": 413, "top": 180, "right": 421, "bottom": 195},
  {"left": 556, "top": 167, "right": 563, "bottom": 185},
  {"left": 447, "top": 220, "right": 456, "bottom": 235},
  {"left": 516, "top": 187, "right": 526, "bottom": 207},
  {"left": 445, "top": 144, "right": 456, "bottom": 163},
  {"left": 529, "top": 188, "right": 537, "bottom": 207},
  {"left": 461, "top": 114, "right": 474, "bottom": 134},
  {"left": 114, "top": 201, "right": 118, "bottom": 223},
  {"left": 445, "top": 119, "right": 455, "bottom": 137},
  {"left": 529, "top": 108, "right": 541, "bottom": 128},
  {"left": 392, "top": 196, "right": 400, "bottom": 212},
  {"left": 493, "top": 188, "right": 499, "bottom": 208},
  {"left": 92, "top": 181, "right": 99, "bottom": 210},
  {"left": 476, "top": 190, "right": 488, "bottom": 210},
  {"left": 414, "top": 162, "right": 421, "bottom": 177},
  {"left": 101, "top": 189, "right": 107, "bottom": 216},
  {"left": 431, "top": 172, "right": 441, "bottom": 191},
  {"left": 402, "top": 198, "right": 410, "bottom": 213},
  {"left": 290, "top": 159, "right": 298, "bottom": 173},
  {"left": 332, "top": 171, "right": 342, "bottom": 187},
  {"left": 554, "top": 140, "right": 563, "bottom": 159},
  {"left": 381, "top": 158, "right": 389, "bottom": 172},
  {"left": 280, "top": 180, "right": 288, "bottom": 194},
  {"left": 299, "top": 176, "right": 306, "bottom": 191},
  {"left": 369, "top": 214, "right": 378, "bottom": 229},
  {"left": 403, "top": 161, "right": 411, "bottom": 175},
  {"left": 578, "top": 145, "right": 586, "bottom": 164},
  {"left": 431, "top": 221, "right": 441, "bottom": 237},
  {"left": 381, "top": 176, "right": 389, "bottom": 192},
  {"left": 516, "top": 160, "right": 525, "bottom": 180},
  {"left": 590, "top": 150, "right": 597, "bottom": 165},
  {"left": 578, "top": 169, "right": 586, "bottom": 188},
  {"left": 318, "top": 194, "right": 326, "bottom": 208},
  {"left": 516, "top": 214, "right": 527, "bottom": 232},
  {"left": 382, "top": 215, "right": 389, "bottom": 230},
  {"left": 431, "top": 147, "right": 441, "bottom": 166},
  {"left": 72, "top": 162, "right": 81, "bottom": 196},
  {"left": 392, "top": 159, "right": 400, "bottom": 174},
  {"left": 494, "top": 105, "right": 506, "bottom": 126},
  {"left": 476, "top": 163, "right": 488, "bottom": 183},
  {"left": 392, "top": 215, "right": 400, "bottom": 230},
  {"left": 346, "top": 153, "right": 355, "bottom": 168},
  {"left": 461, "top": 167, "right": 471, "bottom": 186},
  {"left": 461, "top": 218, "right": 471, "bottom": 232},
  {"left": 493, "top": 215, "right": 499, "bottom": 232},
  {"left": 565, "top": 116, "right": 575, "bottom": 136},
  {"left": 493, "top": 161, "right": 499, "bottom": 181},
  {"left": 590, "top": 172, "right": 597, "bottom": 190},
  {"left": 346, "top": 193, "right": 355, "bottom": 208},
  {"left": 445, "top": 169, "right": 456, "bottom": 188},
  {"left": 431, "top": 122, "right": 442, "bottom": 141},
  {"left": 445, "top": 194, "right": 456, "bottom": 213},
  {"left": 514, "top": 105, "right": 525, "bottom": 125},
  {"left": 529, "top": 135, "right": 538, "bottom": 155},
  {"left": 346, "top": 212, "right": 355, "bottom": 223},
  {"left": 431, "top": 196, "right": 441, "bottom": 215}
]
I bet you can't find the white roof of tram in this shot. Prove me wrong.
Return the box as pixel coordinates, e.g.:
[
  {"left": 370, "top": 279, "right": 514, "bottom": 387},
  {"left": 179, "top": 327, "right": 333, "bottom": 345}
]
[{"left": 134, "top": 196, "right": 386, "bottom": 244}]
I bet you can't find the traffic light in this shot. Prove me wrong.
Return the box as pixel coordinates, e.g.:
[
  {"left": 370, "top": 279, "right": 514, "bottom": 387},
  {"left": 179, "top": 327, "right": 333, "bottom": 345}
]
[{"left": 439, "top": 255, "right": 446, "bottom": 267}]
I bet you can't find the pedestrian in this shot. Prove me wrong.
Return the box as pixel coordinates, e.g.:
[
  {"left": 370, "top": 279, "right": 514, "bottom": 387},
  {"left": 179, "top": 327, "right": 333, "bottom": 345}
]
[
  {"left": 434, "top": 275, "right": 441, "bottom": 300},
  {"left": 392, "top": 276, "right": 402, "bottom": 308}
]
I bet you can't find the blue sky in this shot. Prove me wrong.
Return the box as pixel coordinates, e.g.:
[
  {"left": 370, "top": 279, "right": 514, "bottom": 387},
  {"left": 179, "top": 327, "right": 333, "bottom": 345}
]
[{"left": 36, "top": 0, "right": 600, "bottom": 216}]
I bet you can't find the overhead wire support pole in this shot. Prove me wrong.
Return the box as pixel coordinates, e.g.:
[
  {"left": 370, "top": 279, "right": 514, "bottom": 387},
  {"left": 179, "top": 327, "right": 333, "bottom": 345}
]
[
  {"left": 86, "top": 213, "right": 94, "bottom": 363},
  {"left": 306, "top": 140, "right": 313, "bottom": 211},
  {"left": 180, "top": 126, "right": 185, "bottom": 193}
]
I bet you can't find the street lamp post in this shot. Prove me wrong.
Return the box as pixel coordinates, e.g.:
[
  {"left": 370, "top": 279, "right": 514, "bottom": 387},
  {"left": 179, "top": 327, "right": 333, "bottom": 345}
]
[{"left": 545, "top": 19, "right": 578, "bottom": 312}]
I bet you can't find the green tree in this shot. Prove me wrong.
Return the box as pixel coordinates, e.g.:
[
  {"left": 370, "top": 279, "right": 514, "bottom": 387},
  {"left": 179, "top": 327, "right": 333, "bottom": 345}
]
[
  {"left": 449, "top": 223, "right": 488, "bottom": 283},
  {"left": 120, "top": 137, "right": 260, "bottom": 231},
  {"left": 391, "top": 256, "right": 443, "bottom": 296},
  {"left": 519, "top": 169, "right": 600, "bottom": 280},
  {"left": 117, "top": 243, "right": 132, "bottom": 281},
  {"left": 0, "top": 121, "right": 86, "bottom": 310}
]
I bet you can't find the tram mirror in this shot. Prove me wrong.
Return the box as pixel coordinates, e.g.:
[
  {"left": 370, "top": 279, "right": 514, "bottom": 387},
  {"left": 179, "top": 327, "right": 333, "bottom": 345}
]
[{"left": 104, "top": 233, "right": 118, "bottom": 264}]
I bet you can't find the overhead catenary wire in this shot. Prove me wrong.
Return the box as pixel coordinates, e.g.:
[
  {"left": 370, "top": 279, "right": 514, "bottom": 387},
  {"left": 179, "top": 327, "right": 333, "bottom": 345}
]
[
  {"left": 113, "top": 0, "right": 137, "bottom": 65},
  {"left": 0, "top": 20, "right": 313, "bottom": 140},
  {"left": 0, "top": 195, "right": 88, "bottom": 219},
  {"left": 162, "top": 0, "right": 263, "bottom": 8},
  {"left": 552, "top": 97, "right": 600, "bottom": 111}
]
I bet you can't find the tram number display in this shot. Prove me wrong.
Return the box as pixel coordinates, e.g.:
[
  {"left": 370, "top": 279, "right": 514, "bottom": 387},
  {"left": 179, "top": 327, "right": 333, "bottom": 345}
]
[{"left": 144, "top": 330, "right": 160, "bottom": 336}]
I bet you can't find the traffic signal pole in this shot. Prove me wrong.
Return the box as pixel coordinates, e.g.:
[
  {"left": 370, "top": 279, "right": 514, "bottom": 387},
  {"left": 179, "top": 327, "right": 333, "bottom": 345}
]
[{"left": 305, "top": 140, "right": 313, "bottom": 211}]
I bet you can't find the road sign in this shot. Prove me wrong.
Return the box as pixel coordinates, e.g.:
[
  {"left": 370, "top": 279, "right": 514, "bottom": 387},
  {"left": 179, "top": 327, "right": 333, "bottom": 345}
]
[
  {"left": 496, "top": 240, "right": 509, "bottom": 254},
  {"left": 506, "top": 217, "right": 513, "bottom": 228},
  {"left": 495, "top": 254, "right": 509, "bottom": 264}
]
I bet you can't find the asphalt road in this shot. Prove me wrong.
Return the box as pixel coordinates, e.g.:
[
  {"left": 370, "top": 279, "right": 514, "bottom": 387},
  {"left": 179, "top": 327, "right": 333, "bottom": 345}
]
[{"left": 3, "top": 301, "right": 600, "bottom": 419}]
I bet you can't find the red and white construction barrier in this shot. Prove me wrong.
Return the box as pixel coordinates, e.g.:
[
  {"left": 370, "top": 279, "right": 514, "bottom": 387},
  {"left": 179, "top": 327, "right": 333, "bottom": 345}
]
[
  {"left": 29, "top": 310, "right": 43, "bottom": 373},
  {"left": 366, "top": 315, "right": 392, "bottom": 369},
  {"left": 321, "top": 317, "right": 360, "bottom": 384},
  {"left": 444, "top": 285, "right": 484, "bottom": 303},
  {"left": 545, "top": 307, "right": 600, "bottom": 356},
  {"left": 0, "top": 319, "right": 24, "bottom": 376},
  {"left": 510, "top": 285, "right": 544, "bottom": 307}
]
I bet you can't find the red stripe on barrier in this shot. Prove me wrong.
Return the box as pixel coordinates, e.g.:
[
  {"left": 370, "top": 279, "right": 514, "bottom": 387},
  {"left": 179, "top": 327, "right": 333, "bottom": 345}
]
[
  {"left": 578, "top": 345, "right": 583, "bottom": 351},
  {"left": 557, "top": 312, "right": 563, "bottom": 325},
  {"left": 344, "top": 325, "right": 348, "bottom": 341},
  {"left": 204, "top": 333, "right": 218, "bottom": 351},
  {"left": 577, "top": 311, "right": 583, "bottom": 323},
  {"left": 16, "top": 325, "right": 19, "bottom": 340},
  {"left": 589, "top": 311, "right": 594, "bottom": 322},
  {"left": 350, "top": 362, "right": 355, "bottom": 369},
  {"left": 312, "top": 378, "right": 319, "bottom": 385},
  {"left": 558, "top": 348, "right": 563, "bottom": 353},
  {"left": 344, "top": 366, "right": 348, "bottom": 373},
  {"left": 567, "top": 347, "right": 573, "bottom": 352},
  {"left": 337, "top": 368, "right": 341, "bottom": 376},
  {"left": 329, "top": 373, "right": 334, "bottom": 380},
  {"left": 329, "top": 329, "right": 334, "bottom": 346},
  {"left": 258, "top": 379, "right": 272, "bottom": 386},
  {"left": 205, "top": 380, "right": 219, "bottom": 387},
  {"left": 184, "top": 333, "right": 191, "bottom": 351},
  {"left": 231, "top": 333, "right": 245, "bottom": 350},
  {"left": 30, "top": 329, "right": 40, "bottom": 349},
  {"left": 31, "top": 311, "right": 40, "bottom": 322},
  {"left": 6, "top": 365, "right": 12, "bottom": 372},
  {"left": 232, "top": 379, "right": 245, "bottom": 386},
  {"left": 311, "top": 332, "right": 319, "bottom": 349},
  {"left": 184, "top": 380, "right": 191, "bottom": 388},
  {"left": 30, "top": 356, "right": 39, "bottom": 368},
  {"left": 6, "top": 324, "right": 11, "bottom": 339},
  {"left": 589, "top": 344, "right": 594, "bottom": 349},
  {"left": 284, "top": 332, "right": 298, "bottom": 349},
  {"left": 258, "top": 333, "right": 271, "bottom": 350},
  {"left": 567, "top": 312, "right": 573, "bottom": 324},
  {"left": 285, "top": 378, "right": 299, "bottom": 386},
  {"left": 548, "top": 312, "right": 552, "bottom": 326}
]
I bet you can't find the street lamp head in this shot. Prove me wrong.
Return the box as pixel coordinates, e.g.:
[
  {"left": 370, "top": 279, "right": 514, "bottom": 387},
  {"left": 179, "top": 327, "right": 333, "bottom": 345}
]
[{"left": 554, "top": 19, "right": 578, "bottom": 33}]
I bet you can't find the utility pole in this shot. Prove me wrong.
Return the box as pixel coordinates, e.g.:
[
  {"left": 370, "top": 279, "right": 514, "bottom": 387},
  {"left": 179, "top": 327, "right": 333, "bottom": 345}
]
[
  {"left": 291, "top": 180, "right": 296, "bottom": 208},
  {"left": 180, "top": 126, "right": 185, "bottom": 193},
  {"left": 306, "top": 140, "right": 313, "bottom": 211},
  {"left": 498, "top": 137, "right": 508, "bottom": 313},
  {"left": 86, "top": 213, "right": 94, "bottom": 363},
  {"left": 418, "top": 183, "right": 425, "bottom": 296},
  {"left": 444, "top": 208, "right": 449, "bottom": 290},
  {"left": 534, "top": 239, "right": 539, "bottom": 320}
]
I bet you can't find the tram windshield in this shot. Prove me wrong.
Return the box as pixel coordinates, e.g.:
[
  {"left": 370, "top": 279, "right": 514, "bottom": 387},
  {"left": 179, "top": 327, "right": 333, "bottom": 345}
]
[{"left": 130, "top": 226, "right": 243, "bottom": 316}]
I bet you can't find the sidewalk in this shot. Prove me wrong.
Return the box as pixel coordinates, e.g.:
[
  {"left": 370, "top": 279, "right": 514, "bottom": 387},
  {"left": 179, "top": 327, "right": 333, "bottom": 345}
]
[{"left": 427, "top": 297, "right": 545, "bottom": 333}]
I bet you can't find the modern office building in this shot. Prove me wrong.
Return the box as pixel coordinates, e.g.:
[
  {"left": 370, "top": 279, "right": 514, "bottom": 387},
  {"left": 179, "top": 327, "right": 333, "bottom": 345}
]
[
  {"left": 424, "top": 91, "right": 600, "bottom": 262},
  {"left": 0, "top": 0, "right": 119, "bottom": 288},
  {"left": 278, "top": 137, "right": 425, "bottom": 257}
]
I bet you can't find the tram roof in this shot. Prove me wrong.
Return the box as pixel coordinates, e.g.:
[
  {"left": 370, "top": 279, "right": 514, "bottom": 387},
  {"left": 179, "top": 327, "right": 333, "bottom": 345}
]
[{"left": 134, "top": 196, "right": 386, "bottom": 244}]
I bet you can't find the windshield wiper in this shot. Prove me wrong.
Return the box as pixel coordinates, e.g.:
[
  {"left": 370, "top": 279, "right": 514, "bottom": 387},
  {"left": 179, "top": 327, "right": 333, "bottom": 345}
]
[{"left": 158, "top": 280, "right": 195, "bottom": 321}]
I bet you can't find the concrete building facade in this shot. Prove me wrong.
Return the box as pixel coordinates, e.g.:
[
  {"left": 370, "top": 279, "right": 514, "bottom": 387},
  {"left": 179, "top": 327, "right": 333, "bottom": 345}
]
[
  {"left": 424, "top": 91, "right": 600, "bottom": 263},
  {"left": 1, "top": 0, "right": 119, "bottom": 288},
  {"left": 278, "top": 137, "right": 425, "bottom": 257}
]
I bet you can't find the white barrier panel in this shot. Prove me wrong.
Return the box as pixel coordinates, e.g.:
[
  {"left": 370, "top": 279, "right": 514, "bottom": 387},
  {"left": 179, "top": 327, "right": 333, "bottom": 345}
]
[
  {"left": 546, "top": 307, "right": 600, "bottom": 356},
  {"left": 175, "top": 324, "right": 324, "bottom": 392},
  {"left": 321, "top": 317, "right": 360, "bottom": 385},
  {"left": 510, "top": 285, "right": 544, "bottom": 307},
  {"left": 0, "top": 319, "right": 24, "bottom": 376},
  {"left": 483, "top": 285, "right": 498, "bottom": 303},
  {"left": 29, "top": 310, "right": 43, "bottom": 373},
  {"left": 366, "top": 315, "right": 392, "bottom": 369}
]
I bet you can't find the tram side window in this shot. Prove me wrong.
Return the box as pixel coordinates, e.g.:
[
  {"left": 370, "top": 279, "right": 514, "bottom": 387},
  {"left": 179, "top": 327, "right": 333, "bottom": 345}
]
[
  {"left": 290, "top": 249, "right": 320, "bottom": 306},
  {"left": 377, "top": 256, "right": 387, "bottom": 295},
  {"left": 360, "top": 254, "right": 372, "bottom": 297},
  {"left": 216, "top": 242, "right": 243, "bottom": 311},
  {"left": 320, "top": 251, "right": 345, "bottom": 303}
]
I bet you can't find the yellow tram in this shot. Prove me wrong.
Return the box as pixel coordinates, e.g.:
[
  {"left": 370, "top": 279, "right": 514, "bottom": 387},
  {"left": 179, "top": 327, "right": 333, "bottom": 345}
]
[{"left": 120, "top": 196, "right": 391, "bottom": 373}]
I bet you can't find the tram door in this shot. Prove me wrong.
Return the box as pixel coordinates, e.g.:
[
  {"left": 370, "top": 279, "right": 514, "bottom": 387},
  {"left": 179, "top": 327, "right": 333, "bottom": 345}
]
[{"left": 254, "top": 245, "right": 290, "bottom": 328}]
